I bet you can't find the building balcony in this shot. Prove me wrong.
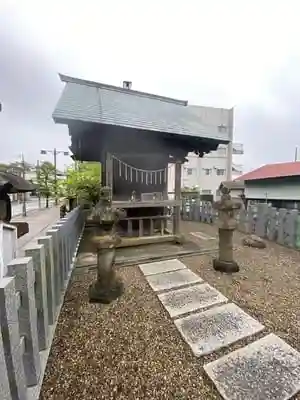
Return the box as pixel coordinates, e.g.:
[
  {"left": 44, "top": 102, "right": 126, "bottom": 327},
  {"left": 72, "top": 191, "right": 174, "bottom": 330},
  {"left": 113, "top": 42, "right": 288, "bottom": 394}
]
[
  {"left": 232, "top": 143, "right": 244, "bottom": 155},
  {"left": 232, "top": 163, "right": 243, "bottom": 174}
]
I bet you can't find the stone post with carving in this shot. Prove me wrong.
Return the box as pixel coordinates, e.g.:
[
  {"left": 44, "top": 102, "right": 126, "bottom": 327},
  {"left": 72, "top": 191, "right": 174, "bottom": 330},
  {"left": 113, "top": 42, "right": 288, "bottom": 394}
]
[{"left": 213, "top": 186, "right": 241, "bottom": 273}]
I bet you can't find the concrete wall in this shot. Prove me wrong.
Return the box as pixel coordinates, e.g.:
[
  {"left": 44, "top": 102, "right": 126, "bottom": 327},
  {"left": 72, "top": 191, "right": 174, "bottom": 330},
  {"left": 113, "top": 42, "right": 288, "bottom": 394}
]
[
  {"left": 182, "top": 199, "right": 300, "bottom": 250},
  {"left": 0, "top": 207, "right": 85, "bottom": 400}
]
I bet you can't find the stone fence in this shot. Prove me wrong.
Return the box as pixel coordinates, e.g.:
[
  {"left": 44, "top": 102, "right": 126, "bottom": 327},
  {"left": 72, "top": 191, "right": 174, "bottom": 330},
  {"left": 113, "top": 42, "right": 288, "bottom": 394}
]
[
  {"left": 182, "top": 199, "right": 300, "bottom": 250},
  {"left": 0, "top": 206, "right": 85, "bottom": 400}
]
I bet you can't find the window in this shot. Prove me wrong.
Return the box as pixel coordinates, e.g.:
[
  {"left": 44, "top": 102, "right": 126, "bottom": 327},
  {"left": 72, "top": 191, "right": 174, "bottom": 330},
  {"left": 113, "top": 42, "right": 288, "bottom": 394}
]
[
  {"left": 187, "top": 168, "right": 193, "bottom": 176},
  {"left": 216, "top": 168, "right": 225, "bottom": 176},
  {"left": 203, "top": 168, "right": 211, "bottom": 175},
  {"left": 218, "top": 124, "right": 227, "bottom": 132},
  {"left": 202, "top": 189, "right": 212, "bottom": 194}
]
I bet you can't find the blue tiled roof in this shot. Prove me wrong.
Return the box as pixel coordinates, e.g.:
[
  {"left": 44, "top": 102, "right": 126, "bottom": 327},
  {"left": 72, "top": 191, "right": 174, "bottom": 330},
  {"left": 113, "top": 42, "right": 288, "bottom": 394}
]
[{"left": 53, "top": 74, "right": 230, "bottom": 143}]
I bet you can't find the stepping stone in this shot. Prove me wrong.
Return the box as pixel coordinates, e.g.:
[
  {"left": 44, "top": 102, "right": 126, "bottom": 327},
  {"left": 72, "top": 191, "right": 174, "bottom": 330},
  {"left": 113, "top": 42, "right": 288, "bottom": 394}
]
[
  {"left": 145, "top": 269, "right": 203, "bottom": 292},
  {"left": 190, "top": 232, "right": 215, "bottom": 240},
  {"left": 204, "top": 333, "right": 300, "bottom": 400},
  {"left": 158, "top": 283, "right": 228, "bottom": 318},
  {"left": 139, "top": 258, "right": 186, "bottom": 276},
  {"left": 174, "top": 303, "right": 264, "bottom": 356}
]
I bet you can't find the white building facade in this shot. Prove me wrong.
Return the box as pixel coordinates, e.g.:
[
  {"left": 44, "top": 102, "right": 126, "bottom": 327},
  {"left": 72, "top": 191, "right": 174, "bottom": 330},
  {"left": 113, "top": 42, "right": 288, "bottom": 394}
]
[
  {"left": 179, "top": 143, "right": 243, "bottom": 196},
  {"left": 167, "top": 105, "right": 244, "bottom": 199}
]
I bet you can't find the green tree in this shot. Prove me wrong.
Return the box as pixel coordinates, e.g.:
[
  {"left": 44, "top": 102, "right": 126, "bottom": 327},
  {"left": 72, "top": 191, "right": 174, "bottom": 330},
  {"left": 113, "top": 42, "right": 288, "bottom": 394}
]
[
  {"left": 0, "top": 163, "right": 9, "bottom": 171},
  {"left": 37, "top": 161, "right": 56, "bottom": 207},
  {"left": 60, "top": 162, "right": 101, "bottom": 205}
]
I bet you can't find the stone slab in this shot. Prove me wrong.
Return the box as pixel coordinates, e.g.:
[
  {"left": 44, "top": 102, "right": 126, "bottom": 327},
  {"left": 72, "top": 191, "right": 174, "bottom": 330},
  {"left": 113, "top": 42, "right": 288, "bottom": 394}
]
[
  {"left": 139, "top": 258, "right": 186, "bottom": 276},
  {"left": 174, "top": 303, "right": 264, "bottom": 356},
  {"left": 204, "top": 333, "right": 300, "bottom": 400},
  {"left": 146, "top": 269, "right": 203, "bottom": 292},
  {"left": 158, "top": 283, "right": 228, "bottom": 318},
  {"left": 190, "top": 232, "right": 215, "bottom": 240}
]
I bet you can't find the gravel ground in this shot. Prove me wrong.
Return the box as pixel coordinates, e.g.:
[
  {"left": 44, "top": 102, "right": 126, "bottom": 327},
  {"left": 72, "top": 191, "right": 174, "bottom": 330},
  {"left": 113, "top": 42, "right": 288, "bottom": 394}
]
[
  {"left": 182, "top": 220, "right": 300, "bottom": 399},
  {"left": 40, "top": 221, "right": 300, "bottom": 400},
  {"left": 40, "top": 265, "right": 222, "bottom": 400}
]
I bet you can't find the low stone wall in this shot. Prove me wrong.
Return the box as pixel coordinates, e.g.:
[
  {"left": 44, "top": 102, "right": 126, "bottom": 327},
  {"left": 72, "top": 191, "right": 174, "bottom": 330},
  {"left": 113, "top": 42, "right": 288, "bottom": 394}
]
[
  {"left": 182, "top": 201, "right": 300, "bottom": 250},
  {"left": 0, "top": 206, "right": 85, "bottom": 400}
]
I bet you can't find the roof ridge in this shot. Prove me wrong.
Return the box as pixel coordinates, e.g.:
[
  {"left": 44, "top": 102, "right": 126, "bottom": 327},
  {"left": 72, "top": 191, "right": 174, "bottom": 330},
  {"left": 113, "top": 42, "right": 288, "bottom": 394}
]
[
  {"left": 263, "top": 160, "right": 300, "bottom": 166},
  {"left": 59, "top": 73, "right": 188, "bottom": 106}
]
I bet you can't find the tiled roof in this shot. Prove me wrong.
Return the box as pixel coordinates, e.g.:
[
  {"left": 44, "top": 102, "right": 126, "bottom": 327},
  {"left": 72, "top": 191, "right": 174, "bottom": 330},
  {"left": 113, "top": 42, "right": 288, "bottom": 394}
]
[
  {"left": 236, "top": 161, "right": 300, "bottom": 181},
  {"left": 52, "top": 74, "right": 230, "bottom": 143}
]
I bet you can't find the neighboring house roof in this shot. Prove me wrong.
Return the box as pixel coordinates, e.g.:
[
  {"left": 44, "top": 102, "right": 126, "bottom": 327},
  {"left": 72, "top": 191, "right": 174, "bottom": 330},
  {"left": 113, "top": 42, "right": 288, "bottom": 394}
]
[
  {"left": 53, "top": 74, "right": 230, "bottom": 143},
  {"left": 236, "top": 161, "right": 300, "bottom": 181},
  {"left": 219, "top": 180, "right": 245, "bottom": 190}
]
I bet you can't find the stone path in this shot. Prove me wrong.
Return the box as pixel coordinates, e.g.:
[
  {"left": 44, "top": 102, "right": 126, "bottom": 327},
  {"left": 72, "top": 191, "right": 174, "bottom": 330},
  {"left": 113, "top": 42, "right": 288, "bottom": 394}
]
[
  {"left": 138, "top": 258, "right": 300, "bottom": 400},
  {"left": 190, "top": 231, "right": 216, "bottom": 241}
]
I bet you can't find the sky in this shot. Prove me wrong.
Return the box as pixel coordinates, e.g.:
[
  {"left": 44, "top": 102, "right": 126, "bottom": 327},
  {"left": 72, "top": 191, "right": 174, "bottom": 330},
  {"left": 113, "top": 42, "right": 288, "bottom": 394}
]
[{"left": 1, "top": 0, "right": 300, "bottom": 172}]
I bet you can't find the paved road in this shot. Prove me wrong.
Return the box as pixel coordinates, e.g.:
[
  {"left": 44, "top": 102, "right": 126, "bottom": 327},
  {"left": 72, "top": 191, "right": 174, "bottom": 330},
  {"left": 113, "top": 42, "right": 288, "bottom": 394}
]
[
  {"left": 12, "top": 198, "right": 51, "bottom": 217},
  {"left": 14, "top": 206, "right": 60, "bottom": 254}
]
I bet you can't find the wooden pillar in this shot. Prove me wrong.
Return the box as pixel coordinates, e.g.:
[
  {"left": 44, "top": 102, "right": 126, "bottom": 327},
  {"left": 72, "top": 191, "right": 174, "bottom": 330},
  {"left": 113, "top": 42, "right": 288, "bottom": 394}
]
[
  {"left": 105, "top": 153, "right": 113, "bottom": 188},
  {"left": 173, "top": 160, "right": 182, "bottom": 235},
  {"left": 105, "top": 152, "right": 114, "bottom": 200},
  {"left": 163, "top": 167, "right": 168, "bottom": 200},
  {"left": 101, "top": 150, "right": 106, "bottom": 186}
]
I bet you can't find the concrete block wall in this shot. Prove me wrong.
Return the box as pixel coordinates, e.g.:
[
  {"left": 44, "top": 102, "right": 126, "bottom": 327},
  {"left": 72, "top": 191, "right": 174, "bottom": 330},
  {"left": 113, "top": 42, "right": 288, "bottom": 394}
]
[
  {"left": 0, "top": 206, "right": 85, "bottom": 400},
  {"left": 182, "top": 199, "right": 300, "bottom": 250}
]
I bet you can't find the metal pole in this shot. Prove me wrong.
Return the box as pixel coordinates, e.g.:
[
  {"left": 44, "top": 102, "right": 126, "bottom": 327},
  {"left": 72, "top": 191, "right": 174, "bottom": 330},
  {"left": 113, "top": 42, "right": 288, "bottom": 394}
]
[
  {"left": 54, "top": 148, "right": 58, "bottom": 205},
  {"left": 21, "top": 153, "right": 27, "bottom": 216},
  {"left": 295, "top": 146, "right": 298, "bottom": 162}
]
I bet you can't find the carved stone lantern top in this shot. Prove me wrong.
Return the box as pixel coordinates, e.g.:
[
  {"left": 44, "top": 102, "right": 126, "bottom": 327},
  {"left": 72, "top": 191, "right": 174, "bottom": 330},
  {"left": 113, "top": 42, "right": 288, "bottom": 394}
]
[{"left": 213, "top": 186, "right": 241, "bottom": 230}]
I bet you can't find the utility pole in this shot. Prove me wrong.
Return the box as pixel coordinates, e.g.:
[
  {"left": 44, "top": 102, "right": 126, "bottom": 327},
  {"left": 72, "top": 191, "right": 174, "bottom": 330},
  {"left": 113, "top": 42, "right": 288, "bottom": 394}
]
[
  {"left": 36, "top": 160, "right": 41, "bottom": 208},
  {"left": 40, "top": 148, "right": 69, "bottom": 206},
  {"left": 21, "top": 153, "right": 27, "bottom": 216},
  {"left": 53, "top": 148, "right": 58, "bottom": 205}
]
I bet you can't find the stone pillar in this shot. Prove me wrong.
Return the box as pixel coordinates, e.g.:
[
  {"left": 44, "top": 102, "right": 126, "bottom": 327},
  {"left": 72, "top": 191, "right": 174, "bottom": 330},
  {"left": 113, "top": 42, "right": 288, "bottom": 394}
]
[
  {"left": 38, "top": 236, "right": 56, "bottom": 325},
  {"left": 7, "top": 257, "right": 41, "bottom": 386},
  {"left": 0, "top": 319, "right": 11, "bottom": 400},
  {"left": 53, "top": 222, "right": 68, "bottom": 285},
  {"left": 46, "top": 228, "right": 62, "bottom": 306},
  {"left": 0, "top": 276, "right": 27, "bottom": 400},
  {"left": 25, "top": 243, "right": 49, "bottom": 350},
  {"left": 213, "top": 186, "right": 241, "bottom": 273}
]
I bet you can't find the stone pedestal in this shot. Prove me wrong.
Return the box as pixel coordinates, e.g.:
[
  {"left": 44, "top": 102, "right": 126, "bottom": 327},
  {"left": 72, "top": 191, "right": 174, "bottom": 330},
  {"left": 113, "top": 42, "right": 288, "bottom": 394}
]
[{"left": 213, "top": 186, "right": 241, "bottom": 273}]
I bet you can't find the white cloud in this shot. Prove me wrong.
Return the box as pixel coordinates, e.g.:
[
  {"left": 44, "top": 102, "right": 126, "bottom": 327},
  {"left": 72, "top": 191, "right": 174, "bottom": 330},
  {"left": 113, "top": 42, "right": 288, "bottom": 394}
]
[{"left": 1, "top": 0, "right": 300, "bottom": 170}]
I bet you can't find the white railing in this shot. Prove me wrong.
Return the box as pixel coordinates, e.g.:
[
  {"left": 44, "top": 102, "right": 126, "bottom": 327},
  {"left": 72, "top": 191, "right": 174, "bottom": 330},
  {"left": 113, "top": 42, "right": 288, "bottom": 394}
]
[{"left": 0, "top": 206, "right": 85, "bottom": 400}]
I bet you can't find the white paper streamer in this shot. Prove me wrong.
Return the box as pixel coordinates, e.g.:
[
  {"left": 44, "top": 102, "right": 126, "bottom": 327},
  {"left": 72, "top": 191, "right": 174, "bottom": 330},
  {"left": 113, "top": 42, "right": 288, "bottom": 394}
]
[{"left": 111, "top": 154, "right": 173, "bottom": 185}]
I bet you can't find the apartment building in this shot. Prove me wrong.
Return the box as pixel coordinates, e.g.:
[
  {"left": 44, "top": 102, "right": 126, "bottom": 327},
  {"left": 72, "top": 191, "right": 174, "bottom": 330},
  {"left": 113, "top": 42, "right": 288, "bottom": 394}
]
[{"left": 168, "top": 142, "right": 244, "bottom": 199}]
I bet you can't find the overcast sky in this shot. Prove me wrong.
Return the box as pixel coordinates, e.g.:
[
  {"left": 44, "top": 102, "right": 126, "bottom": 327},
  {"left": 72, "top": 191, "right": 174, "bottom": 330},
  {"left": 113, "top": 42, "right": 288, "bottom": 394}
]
[{"left": 1, "top": 0, "right": 300, "bottom": 171}]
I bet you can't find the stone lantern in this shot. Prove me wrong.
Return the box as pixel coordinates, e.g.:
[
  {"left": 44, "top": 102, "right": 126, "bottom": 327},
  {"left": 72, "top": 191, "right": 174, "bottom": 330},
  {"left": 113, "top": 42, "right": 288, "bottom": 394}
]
[
  {"left": 89, "top": 186, "right": 126, "bottom": 303},
  {"left": 213, "top": 186, "right": 241, "bottom": 273}
]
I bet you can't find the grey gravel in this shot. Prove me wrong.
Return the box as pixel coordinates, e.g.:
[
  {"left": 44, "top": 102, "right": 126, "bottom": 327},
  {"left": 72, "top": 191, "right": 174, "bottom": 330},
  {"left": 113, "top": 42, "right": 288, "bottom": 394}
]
[{"left": 40, "top": 221, "right": 300, "bottom": 399}]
